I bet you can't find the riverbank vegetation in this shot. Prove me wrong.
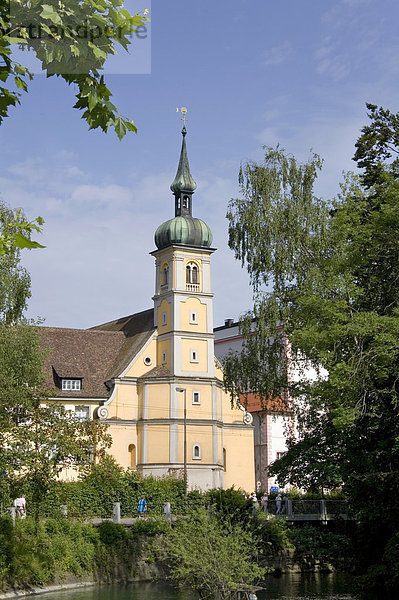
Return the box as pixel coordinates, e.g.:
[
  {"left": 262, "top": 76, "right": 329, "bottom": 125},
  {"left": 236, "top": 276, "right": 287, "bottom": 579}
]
[{"left": 0, "top": 484, "right": 355, "bottom": 597}]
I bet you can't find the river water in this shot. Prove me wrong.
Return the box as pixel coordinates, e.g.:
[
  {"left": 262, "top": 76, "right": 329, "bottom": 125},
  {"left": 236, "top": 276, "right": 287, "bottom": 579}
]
[{"left": 41, "top": 575, "right": 354, "bottom": 600}]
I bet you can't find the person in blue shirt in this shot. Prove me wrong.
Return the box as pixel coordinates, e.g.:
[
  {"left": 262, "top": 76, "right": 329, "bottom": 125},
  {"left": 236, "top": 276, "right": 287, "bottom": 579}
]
[{"left": 137, "top": 495, "right": 147, "bottom": 518}]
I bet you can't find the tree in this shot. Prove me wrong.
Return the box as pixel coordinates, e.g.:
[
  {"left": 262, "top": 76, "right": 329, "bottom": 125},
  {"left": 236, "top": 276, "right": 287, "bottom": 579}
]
[
  {"left": 224, "top": 106, "right": 399, "bottom": 596},
  {"left": 0, "top": 201, "right": 45, "bottom": 318},
  {"left": 1, "top": 1, "right": 150, "bottom": 138},
  {"left": 354, "top": 103, "right": 399, "bottom": 188},
  {"left": 164, "top": 507, "right": 264, "bottom": 600},
  {"left": 0, "top": 201, "right": 111, "bottom": 519}
]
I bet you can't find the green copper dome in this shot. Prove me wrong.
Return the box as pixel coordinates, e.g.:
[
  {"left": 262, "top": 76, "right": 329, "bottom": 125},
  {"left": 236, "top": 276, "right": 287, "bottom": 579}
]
[{"left": 155, "top": 216, "right": 213, "bottom": 250}]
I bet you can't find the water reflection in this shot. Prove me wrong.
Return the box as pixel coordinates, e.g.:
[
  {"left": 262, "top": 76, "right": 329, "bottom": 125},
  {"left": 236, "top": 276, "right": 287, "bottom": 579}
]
[
  {"left": 41, "top": 576, "right": 354, "bottom": 600},
  {"left": 261, "top": 573, "right": 354, "bottom": 599}
]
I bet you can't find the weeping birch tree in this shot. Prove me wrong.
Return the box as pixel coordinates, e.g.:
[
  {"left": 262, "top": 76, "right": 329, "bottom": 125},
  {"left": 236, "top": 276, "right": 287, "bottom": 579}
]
[{"left": 224, "top": 106, "right": 399, "bottom": 595}]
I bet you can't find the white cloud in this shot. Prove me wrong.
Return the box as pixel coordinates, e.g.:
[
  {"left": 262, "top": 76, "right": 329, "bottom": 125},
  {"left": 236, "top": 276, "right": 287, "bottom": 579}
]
[
  {"left": 4, "top": 151, "right": 252, "bottom": 330},
  {"left": 262, "top": 41, "right": 292, "bottom": 67}
]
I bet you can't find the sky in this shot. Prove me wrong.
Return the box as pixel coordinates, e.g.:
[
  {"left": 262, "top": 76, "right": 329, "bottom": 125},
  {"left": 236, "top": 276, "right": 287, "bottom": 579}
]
[{"left": 1, "top": 0, "right": 399, "bottom": 330}]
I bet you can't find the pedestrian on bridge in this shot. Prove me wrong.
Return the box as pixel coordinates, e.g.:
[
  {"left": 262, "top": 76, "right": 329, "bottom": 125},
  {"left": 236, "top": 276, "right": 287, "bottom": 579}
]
[
  {"left": 261, "top": 493, "right": 268, "bottom": 513},
  {"left": 276, "top": 493, "right": 282, "bottom": 515},
  {"left": 137, "top": 495, "right": 147, "bottom": 518}
]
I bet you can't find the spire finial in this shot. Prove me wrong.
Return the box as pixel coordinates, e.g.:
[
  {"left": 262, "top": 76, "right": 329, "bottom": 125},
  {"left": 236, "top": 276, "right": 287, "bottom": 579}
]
[
  {"left": 176, "top": 106, "right": 188, "bottom": 133},
  {"left": 171, "top": 108, "right": 197, "bottom": 204}
]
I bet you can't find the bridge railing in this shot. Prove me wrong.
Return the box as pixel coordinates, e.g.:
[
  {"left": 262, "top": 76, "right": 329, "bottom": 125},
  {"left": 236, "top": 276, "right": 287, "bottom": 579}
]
[{"left": 261, "top": 498, "right": 349, "bottom": 520}]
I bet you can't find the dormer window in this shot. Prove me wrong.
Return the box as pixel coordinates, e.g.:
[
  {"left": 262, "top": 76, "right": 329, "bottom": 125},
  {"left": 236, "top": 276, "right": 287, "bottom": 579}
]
[{"left": 62, "top": 379, "right": 81, "bottom": 391}]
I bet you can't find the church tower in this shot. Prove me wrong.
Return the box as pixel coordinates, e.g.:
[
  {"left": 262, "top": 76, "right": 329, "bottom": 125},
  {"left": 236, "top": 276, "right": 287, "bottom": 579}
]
[{"left": 152, "top": 125, "right": 215, "bottom": 379}]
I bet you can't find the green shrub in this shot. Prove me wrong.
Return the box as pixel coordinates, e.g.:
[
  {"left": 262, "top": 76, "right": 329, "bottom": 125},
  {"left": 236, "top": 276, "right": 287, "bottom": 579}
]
[
  {"left": 36, "top": 459, "right": 187, "bottom": 519},
  {"left": 206, "top": 487, "right": 253, "bottom": 525},
  {"left": 98, "top": 521, "right": 127, "bottom": 545},
  {"left": 0, "top": 517, "right": 100, "bottom": 587},
  {"left": 255, "top": 513, "right": 293, "bottom": 554},
  {"left": 130, "top": 516, "right": 170, "bottom": 536},
  {"left": 289, "top": 525, "right": 351, "bottom": 564}
]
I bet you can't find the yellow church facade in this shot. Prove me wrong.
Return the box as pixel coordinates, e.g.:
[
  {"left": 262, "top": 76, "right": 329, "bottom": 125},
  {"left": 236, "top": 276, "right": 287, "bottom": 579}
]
[{"left": 41, "top": 126, "right": 255, "bottom": 492}]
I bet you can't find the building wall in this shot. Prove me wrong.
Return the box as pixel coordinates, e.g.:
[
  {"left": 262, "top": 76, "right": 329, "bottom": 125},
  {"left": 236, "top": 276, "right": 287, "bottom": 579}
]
[{"left": 214, "top": 320, "right": 291, "bottom": 493}]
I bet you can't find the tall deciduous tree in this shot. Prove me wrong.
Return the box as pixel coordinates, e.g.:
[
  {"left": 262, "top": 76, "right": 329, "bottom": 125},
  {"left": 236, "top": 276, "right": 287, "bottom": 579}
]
[{"left": 224, "top": 106, "right": 399, "bottom": 596}]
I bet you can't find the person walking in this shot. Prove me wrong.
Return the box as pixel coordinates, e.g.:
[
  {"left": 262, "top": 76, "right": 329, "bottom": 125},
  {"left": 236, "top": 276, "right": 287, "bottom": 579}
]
[
  {"left": 137, "top": 495, "right": 147, "bottom": 518},
  {"left": 261, "top": 493, "right": 268, "bottom": 513},
  {"left": 276, "top": 493, "right": 282, "bottom": 515},
  {"left": 14, "top": 496, "right": 26, "bottom": 519}
]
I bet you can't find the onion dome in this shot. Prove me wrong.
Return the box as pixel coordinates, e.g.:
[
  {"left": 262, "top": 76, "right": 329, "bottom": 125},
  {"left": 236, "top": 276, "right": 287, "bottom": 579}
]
[
  {"left": 154, "top": 125, "right": 213, "bottom": 250},
  {"left": 155, "top": 215, "right": 213, "bottom": 250}
]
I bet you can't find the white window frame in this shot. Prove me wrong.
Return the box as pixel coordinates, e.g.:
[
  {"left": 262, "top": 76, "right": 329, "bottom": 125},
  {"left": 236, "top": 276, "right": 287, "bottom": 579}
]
[
  {"left": 189, "top": 311, "right": 198, "bottom": 324},
  {"left": 62, "top": 379, "right": 81, "bottom": 391},
  {"left": 190, "top": 349, "right": 199, "bottom": 363},
  {"left": 162, "top": 351, "right": 167, "bottom": 364},
  {"left": 192, "top": 444, "right": 201, "bottom": 460},
  {"left": 192, "top": 391, "right": 201, "bottom": 405},
  {"left": 162, "top": 312, "right": 167, "bottom": 326},
  {"left": 74, "top": 405, "right": 90, "bottom": 421}
]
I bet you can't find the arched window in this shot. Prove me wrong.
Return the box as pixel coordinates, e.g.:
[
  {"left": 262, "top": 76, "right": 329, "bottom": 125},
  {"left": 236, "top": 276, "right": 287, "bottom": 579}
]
[
  {"left": 128, "top": 443, "right": 136, "bottom": 469},
  {"left": 192, "top": 444, "right": 201, "bottom": 459},
  {"left": 162, "top": 265, "right": 169, "bottom": 286},
  {"left": 182, "top": 196, "right": 189, "bottom": 209},
  {"left": 186, "top": 262, "right": 199, "bottom": 286}
]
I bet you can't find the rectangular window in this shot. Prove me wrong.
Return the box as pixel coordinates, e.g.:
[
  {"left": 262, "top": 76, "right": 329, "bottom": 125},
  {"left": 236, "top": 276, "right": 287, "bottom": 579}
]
[
  {"left": 190, "top": 349, "right": 198, "bottom": 363},
  {"left": 189, "top": 311, "right": 198, "bottom": 324},
  {"left": 192, "top": 391, "right": 201, "bottom": 405},
  {"left": 162, "top": 351, "right": 167, "bottom": 364},
  {"left": 75, "top": 406, "right": 90, "bottom": 421},
  {"left": 162, "top": 312, "right": 167, "bottom": 325},
  {"left": 62, "top": 379, "right": 81, "bottom": 391}
]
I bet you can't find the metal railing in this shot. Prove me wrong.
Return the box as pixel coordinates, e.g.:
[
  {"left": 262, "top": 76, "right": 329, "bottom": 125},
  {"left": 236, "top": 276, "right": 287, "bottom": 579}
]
[{"left": 260, "top": 498, "right": 349, "bottom": 521}]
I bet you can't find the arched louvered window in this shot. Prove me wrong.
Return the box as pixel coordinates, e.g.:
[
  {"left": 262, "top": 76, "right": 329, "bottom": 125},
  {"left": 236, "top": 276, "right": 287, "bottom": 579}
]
[
  {"left": 163, "top": 265, "right": 169, "bottom": 286},
  {"left": 186, "top": 262, "right": 199, "bottom": 284}
]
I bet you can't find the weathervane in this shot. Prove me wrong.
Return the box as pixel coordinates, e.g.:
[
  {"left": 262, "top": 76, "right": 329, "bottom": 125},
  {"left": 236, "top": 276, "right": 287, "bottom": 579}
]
[{"left": 176, "top": 106, "right": 188, "bottom": 127}]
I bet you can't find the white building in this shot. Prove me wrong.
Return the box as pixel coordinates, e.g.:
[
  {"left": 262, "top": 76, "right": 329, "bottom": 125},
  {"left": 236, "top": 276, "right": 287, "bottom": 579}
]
[{"left": 214, "top": 318, "right": 292, "bottom": 492}]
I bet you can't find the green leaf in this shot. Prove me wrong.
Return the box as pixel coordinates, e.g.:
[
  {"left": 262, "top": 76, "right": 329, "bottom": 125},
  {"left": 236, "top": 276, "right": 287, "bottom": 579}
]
[
  {"left": 4, "top": 37, "right": 27, "bottom": 45},
  {"left": 14, "top": 233, "right": 46, "bottom": 250},
  {"left": 113, "top": 116, "right": 127, "bottom": 140},
  {"left": 14, "top": 76, "right": 27, "bottom": 91},
  {"left": 40, "top": 5, "right": 62, "bottom": 25}
]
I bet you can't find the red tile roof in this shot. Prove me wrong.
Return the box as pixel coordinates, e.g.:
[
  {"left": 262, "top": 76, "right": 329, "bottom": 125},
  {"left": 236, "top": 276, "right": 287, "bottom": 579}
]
[{"left": 239, "top": 392, "right": 290, "bottom": 413}]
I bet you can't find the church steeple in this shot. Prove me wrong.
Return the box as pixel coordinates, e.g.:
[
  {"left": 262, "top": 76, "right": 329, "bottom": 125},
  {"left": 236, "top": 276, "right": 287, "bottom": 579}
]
[
  {"left": 170, "top": 126, "right": 197, "bottom": 217},
  {"left": 154, "top": 118, "right": 212, "bottom": 251}
]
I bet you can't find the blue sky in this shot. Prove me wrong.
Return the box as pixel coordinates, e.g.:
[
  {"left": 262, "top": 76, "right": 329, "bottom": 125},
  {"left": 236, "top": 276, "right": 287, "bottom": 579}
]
[{"left": 1, "top": 0, "right": 398, "bottom": 329}]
